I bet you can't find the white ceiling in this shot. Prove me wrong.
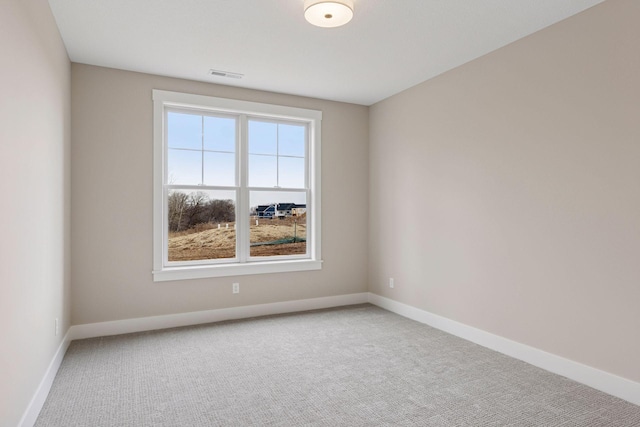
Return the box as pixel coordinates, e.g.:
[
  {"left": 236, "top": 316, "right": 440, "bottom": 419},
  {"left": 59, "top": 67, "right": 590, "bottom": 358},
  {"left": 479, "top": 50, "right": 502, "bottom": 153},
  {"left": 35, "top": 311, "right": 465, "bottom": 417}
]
[{"left": 48, "top": 0, "right": 605, "bottom": 106}]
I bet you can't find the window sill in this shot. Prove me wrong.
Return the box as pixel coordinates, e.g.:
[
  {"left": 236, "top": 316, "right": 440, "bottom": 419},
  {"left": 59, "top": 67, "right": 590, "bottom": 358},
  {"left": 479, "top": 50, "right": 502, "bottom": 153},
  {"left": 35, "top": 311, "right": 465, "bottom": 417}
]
[{"left": 153, "top": 259, "right": 323, "bottom": 282}]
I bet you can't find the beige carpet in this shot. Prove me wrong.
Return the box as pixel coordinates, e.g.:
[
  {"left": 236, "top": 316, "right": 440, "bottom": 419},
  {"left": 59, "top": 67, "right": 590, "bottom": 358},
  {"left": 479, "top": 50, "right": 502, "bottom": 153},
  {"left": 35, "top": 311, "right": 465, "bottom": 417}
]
[{"left": 36, "top": 304, "right": 640, "bottom": 426}]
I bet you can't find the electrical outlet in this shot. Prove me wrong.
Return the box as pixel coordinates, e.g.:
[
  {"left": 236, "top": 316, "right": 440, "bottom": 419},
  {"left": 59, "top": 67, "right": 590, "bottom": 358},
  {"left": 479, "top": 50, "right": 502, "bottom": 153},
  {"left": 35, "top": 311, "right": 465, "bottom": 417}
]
[
  {"left": 55, "top": 318, "right": 59, "bottom": 336},
  {"left": 232, "top": 283, "right": 240, "bottom": 294},
  {"left": 389, "top": 278, "right": 394, "bottom": 288}
]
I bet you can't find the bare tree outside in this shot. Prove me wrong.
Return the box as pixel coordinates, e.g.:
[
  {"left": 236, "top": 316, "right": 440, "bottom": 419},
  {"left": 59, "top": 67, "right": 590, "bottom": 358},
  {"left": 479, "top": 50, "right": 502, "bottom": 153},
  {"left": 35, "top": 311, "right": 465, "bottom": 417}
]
[
  {"left": 168, "top": 191, "right": 189, "bottom": 232},
  {"left": 168, "top": 191, "right": 235, "bottom": 232}
]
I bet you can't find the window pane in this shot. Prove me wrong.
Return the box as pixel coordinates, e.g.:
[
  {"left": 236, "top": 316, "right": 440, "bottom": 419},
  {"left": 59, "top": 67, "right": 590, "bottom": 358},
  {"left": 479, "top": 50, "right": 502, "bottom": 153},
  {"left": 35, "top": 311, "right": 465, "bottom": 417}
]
[
  {"left": 168, "top": 189, "right": 236, "bottom": 261},
  {"left": 168, "top": 149, "right": 201, "bottom": 185},
  {"left": 278, "top": 124, "right": 305, "bottom": 157},
  {"left": 249, "top": 191, "right": 306, "bottom": 257},
  {"left": 248, "top": 120, "right": 277, "bottom": 155},
  {"left": 204, "top": 152, "right": 235, "bottom": 186},
  {"left": 278, "top": 157, "right": 305, "bottom": 189},
  {"left": 168, "top": 112, "right": 201, "bottom": 150},
  {"left": 204, "top": 116, "right": 235, "bottom": 152},
  {"left": 249, "top": 154, "right": 277, "bottom": 187}
]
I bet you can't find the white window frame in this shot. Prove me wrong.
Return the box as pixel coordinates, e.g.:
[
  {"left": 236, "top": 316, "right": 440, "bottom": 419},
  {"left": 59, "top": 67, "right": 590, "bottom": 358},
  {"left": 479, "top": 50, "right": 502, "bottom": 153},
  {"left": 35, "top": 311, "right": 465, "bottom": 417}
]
[{"left": 152, "top": 90, "right": 322, "bottom": 281}]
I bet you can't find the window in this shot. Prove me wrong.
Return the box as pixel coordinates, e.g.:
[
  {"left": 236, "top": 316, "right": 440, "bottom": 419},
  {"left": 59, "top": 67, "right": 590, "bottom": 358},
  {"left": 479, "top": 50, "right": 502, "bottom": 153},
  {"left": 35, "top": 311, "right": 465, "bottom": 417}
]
[{"left": 153, "top": 90, "right": 322, "bottom": 281}]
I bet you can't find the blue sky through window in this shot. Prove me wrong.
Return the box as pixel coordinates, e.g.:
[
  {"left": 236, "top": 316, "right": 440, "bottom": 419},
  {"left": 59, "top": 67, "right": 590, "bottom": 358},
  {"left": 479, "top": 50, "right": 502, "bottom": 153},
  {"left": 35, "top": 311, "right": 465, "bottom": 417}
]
[{"left": 168, "top": 111, "right": 306, "bottom": 208}]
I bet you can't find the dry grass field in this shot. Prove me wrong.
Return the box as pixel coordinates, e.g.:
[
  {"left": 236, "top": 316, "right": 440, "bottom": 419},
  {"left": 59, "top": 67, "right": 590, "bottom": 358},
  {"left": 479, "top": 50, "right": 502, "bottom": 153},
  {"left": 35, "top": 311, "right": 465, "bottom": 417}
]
[{"left": 168, "top": 216, "right": 306, "bottom": 261}]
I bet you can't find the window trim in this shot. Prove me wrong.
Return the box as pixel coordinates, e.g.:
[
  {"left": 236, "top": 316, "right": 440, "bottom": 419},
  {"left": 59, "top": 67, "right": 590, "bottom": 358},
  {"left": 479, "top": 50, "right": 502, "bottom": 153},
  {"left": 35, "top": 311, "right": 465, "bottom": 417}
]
[{"left": 152, "top": 90, "right": 322, "bottom": 281}]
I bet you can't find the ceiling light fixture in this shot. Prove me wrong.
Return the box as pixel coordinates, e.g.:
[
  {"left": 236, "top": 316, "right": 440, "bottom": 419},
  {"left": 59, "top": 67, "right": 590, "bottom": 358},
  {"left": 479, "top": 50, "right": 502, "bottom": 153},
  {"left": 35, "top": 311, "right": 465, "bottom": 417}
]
[{"left": 304, "top": 0, "right": 354, "bottom": 28}]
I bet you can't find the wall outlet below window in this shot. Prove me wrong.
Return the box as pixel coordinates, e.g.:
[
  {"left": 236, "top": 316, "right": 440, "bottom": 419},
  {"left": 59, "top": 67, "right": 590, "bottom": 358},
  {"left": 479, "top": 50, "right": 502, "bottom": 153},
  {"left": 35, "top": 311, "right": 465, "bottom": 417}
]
[
  {"left": 232, "top": 283, "right": 240, "bottom": 294},
  {"left": 55, "top": 318, "right": 59, "bottom": 336},
  {"left": 389, "top": 278, "right": 394, "bottom": 289}
]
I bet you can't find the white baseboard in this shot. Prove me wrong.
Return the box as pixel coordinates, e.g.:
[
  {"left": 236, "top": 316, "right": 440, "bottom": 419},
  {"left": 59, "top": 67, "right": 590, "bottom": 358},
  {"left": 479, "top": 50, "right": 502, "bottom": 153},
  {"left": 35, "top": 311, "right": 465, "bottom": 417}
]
[
  {"left": 19, "top": 331, "right": 72, "bottom": 427},
  {"left": 367, "top": 292, "right": 640, "bottom": 406},
  {"left": 24, "top": 291, "right": 635, "bottom": 427},
  {"left": 69, "top": 292, "right": 369, "bottom": 340}
]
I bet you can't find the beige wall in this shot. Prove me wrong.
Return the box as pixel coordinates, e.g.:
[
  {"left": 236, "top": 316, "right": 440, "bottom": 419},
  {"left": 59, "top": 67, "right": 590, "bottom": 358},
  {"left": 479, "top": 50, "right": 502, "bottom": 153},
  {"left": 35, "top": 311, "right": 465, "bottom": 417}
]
[
  {"left": 0, "top": 1, "right": 71, "bottom": 426},
  {"left": 70, "top": 64, "right": 369, "bottom": 325},
  {"left": 369, "top": 0, "right": 640, "bottom": 383}
]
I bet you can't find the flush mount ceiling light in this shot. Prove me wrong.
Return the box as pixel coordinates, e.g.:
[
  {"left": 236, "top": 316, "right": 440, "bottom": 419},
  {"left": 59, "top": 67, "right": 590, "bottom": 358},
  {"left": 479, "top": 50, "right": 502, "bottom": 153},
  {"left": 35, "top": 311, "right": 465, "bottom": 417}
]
[{"left": 304, "top": 0, "right": 354, "bottom": 28}]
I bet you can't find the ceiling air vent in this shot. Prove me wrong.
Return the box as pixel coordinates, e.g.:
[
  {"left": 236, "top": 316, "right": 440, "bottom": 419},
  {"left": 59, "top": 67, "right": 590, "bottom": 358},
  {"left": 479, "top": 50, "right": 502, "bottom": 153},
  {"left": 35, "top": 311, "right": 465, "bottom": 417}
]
[{"left": 209, "top": 69, "right": 244, "bottom": 79}]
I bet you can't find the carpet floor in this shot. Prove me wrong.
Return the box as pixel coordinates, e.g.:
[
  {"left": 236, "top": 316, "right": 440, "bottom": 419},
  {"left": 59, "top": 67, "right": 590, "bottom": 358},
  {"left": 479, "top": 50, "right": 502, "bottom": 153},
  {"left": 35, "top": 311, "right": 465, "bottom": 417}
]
[{"left": 36, "top": 304, "right": 640, "bottom": 426}]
